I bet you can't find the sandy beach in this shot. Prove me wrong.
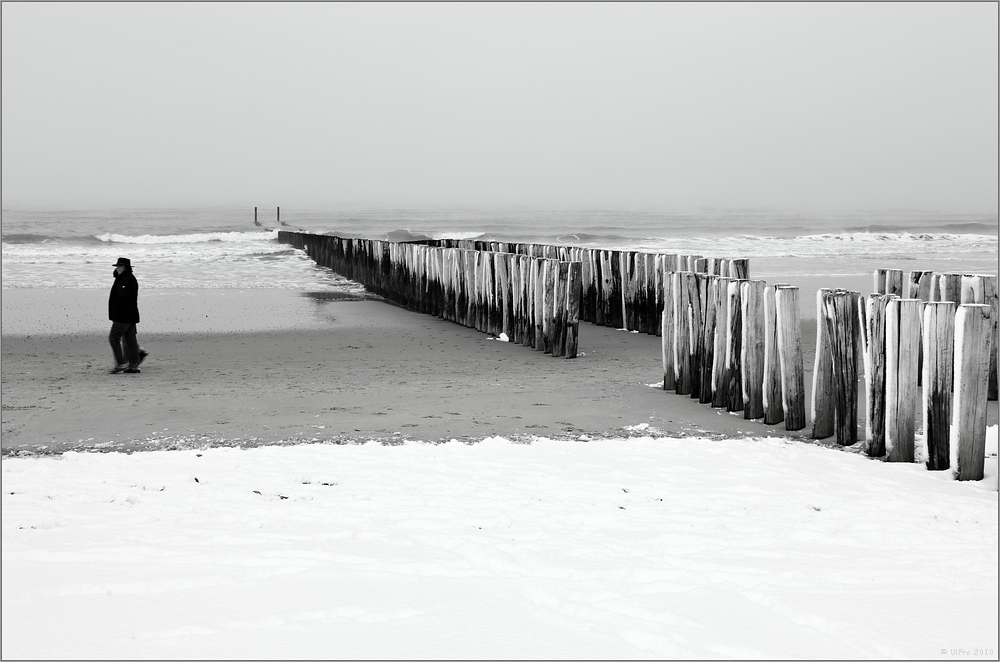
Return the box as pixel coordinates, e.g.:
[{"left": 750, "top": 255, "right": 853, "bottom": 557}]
[
  {"left": 3, "top": 287, "right": 845, "bottom": 455},
  {"left": 3, "top": 286, "right": 997, "bottom": 456}
]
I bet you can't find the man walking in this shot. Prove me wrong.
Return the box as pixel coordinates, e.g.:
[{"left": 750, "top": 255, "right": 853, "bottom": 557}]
[{"left": 108, "top": 257, "right": 148, "bottom": 374}]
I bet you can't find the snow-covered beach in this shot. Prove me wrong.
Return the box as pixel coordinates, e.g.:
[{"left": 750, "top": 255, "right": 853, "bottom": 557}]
[{"left": 3, "top": 433, "right": 997, "bottom": 660}]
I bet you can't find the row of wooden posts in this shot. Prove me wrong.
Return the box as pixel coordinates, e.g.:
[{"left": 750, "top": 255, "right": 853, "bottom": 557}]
[
  {"left": 656, "top": 267, "right": 996, "bottom": 480},
  {"left": 278, "top": 232, "right": 585, "bottom": 357},
  {"left": 278, "top": 232, "right": 754, "bottom": 358}
]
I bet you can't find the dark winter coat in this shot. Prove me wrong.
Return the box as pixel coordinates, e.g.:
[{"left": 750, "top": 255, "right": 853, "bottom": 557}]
[{"left": 109, "top": 267, "right": 140, "bottom": 324}]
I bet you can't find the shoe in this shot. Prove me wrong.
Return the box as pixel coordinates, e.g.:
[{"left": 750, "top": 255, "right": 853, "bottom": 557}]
[
  {"left": 138, "top": 349, "right": 149, "bottom": 365},
  {"left": 124, "top": 367, "right": 141, "bottom": 374},
  {"left": 109, "top": 364, "right": 127, "bottom": 374}
]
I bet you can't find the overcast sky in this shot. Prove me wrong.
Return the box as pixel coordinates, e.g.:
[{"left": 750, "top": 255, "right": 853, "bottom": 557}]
[{"left": 2, "top": 2, "right": 997, "bottom": 213}]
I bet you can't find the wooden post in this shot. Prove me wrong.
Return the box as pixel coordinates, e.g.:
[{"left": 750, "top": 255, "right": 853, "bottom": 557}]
[
  {"left": 711, "top": 277, "right": 732, "bottom": 408},
  {"left": 923, "top": 301, "right": 955, "bottom": 471},
  {"left": 740, "top": 280, "right": 766, "bottom": 419},
  {"left": 726, "top": 279, "right": 743, "bottom": 412},
  {"left": 885, "top": 298, "right": 921, "bottom": 462},
  {"left": 774, "top": 286, "right": 806, "bottom": 431},
  {"left": 277, "top": 206, "right": 280, "bottom": 225},
  {"left": 961, "top": 274, "right": 998, "bottom": 401},
  {"left": 811, "top": 288, "right": 835, "bottom": 439},
  {"left": 687, "top": 272, "right": 704, "bottom": 401},
  {"left": 542, "top": 259, "right": 556, "bottom": 353},
  {"left": 950, "top": 304, "right": 993, "bottom": 480},
  {"left": 862, "top": 293, "right": 894, "bottom": 457},
  {"left": 908, "top": 270, "right": 935, "bottom": 301},
  {"left": 938, "top": 272, "right": 963, "bottom": 306},
  {"left": 254, "top": 207, "right": 258, "bottom": 225},
  {"left": 565, "top": 262, "right": 582, "bottom": 359},
  {"left": 822, "top": 290, "right": 861, "bottom": 446},
  {"left": 661, "top": 266, "right": 676, "bottom": 391},
  {"left": 763, "top": 283, "right": 788, "bottom": 425},
  {"left": 553, "top": 261, "right": 570, "bottom": 357},
  {"left": 874, "top": 268, "right": 903, "bottom": 296},
  {"left": 699, "top": 275, "right": 719, "bottom": 405},
  {"left": 674, "top": 271, "right": 692, "bottom": 395},
  {"left": 728, "top": 258, "right": 750, "bottom": 280},
  {"left": 533, "top": 258, "right": 545, "bottom": 351}
]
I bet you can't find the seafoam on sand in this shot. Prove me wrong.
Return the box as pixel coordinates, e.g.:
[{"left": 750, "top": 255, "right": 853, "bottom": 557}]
[{"left": 2, "top": 432, "right": 998, "bottom": 660}]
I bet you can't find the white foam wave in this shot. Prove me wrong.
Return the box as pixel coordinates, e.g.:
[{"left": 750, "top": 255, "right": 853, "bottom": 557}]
[
  {"left": 95, "top": 230, "right": 279, "bottom": 245},
  {"left": 426, "top": 231, "right": 485, "bottom": 241}
]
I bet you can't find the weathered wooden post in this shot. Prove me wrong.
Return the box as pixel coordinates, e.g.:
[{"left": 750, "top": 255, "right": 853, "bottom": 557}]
[
  {"left": 726, "top": 279, "right": 744, "bottom": 412},
  {"left": 740, "top": 280, "right": 766, "bottom": 419},
  {"left": 674, "top": 271, "right": 692, "bottom": 395},
  {"left": 950, "top": 304, "right": 993, "bottom": 480},
  {"left": 565, "top": 261, "right": 582, "bottom": 359},
  {"left": 710, "top": 277, "right": 731, "bottom": 408},
  {"left": 686, "top": 272, "right": 704, "bottom": 401},
  {"left": 861, "top": 293, "right": 894, "bottom": 457},
  {"left": 699, "top": 275, "right": 719, "bottom": 405},
  {"left": 885, "top": 298, "right": 921, "bottom": 462},
  {"left": 553, "top": 261, "right": 570, "bottom": 357},
  {"left": 874, "top": 268, "right": 904, "bottom": 296},
  {"left": 728, "top": 258, "right": 750, "bottom": 280},
  {"left": 961, "top": 274, "right": 998, "bottom": 401},
  {"left": 646, "top": 253, "right": 659, "bottom": 336},
  {"left": 762, "top": 284, "right": 786, "bottom": 424},
  {"left": 533, "top": 258, "right": 545, "bottom": 351},
  {"left": 661, "top": 265, "right": 676, "bottom": 391},
  {"left": 938, "top": 272, "right": 963, "bottom": 306},
  {"left": 811, "top": 288, "right": 835, "bottom": 440},
  {"left": 823, "top": 289, "right": 861, "bottom": 446},
  {"left": 908, "top": 270, "right": 935, "bottom": 301},
  {"left": 774, "top": 286, "right": 806, "bottom": 431},
  {"left": 923, "top": 301, "right": 955, "bottom": 470}
]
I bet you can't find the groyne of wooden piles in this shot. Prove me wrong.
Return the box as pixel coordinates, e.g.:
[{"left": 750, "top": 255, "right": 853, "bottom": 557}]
[
  {"left": 656, "top": 265, "right": 996, "bottom": 482},
  {"left": 278, "top": 232, "right": 584, "bottom": 358},
  {"left": 278, "top": 232, "right": 754, "bottom": 357},
  {"left": 857, "top": 269, "right": 997, "bottom": 481},
  {"left": 656, "top": 268, "right": 809, "bottom": 434}
]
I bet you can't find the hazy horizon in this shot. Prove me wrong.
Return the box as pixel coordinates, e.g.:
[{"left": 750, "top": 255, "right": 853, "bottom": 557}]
[{"left": 2, "top": 3, "right": 997, "bottom": 215}]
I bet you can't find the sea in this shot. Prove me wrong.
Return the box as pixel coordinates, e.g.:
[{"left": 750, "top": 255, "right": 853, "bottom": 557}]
[{"left": 1, "top": 207, "right": 997, "bottom": 294}]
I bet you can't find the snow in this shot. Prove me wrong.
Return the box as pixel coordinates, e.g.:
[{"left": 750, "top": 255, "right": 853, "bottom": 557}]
[{"left": 3, "top": 434, "right": 997, "bottom": 660}]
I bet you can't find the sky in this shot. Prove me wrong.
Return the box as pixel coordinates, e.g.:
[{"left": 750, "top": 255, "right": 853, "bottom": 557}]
[{"left": 1, "top": 2, "right": 997, "bottom": 213}]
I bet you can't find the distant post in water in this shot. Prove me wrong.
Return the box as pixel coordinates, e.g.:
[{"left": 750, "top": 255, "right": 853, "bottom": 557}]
[
  {"left": 885, "top": 298, "right": 921, "bottom": 462},
  {"left": 950, "top": 304, "right": 993, "bottom": 481},
  {"left": 923, "top": 301, "right": 955, "bottom": 471},
  {"left": 774, "top": 286, "right": 806, "bottom": 431}
]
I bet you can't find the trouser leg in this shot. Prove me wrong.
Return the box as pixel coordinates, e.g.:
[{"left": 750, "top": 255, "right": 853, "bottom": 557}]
[
  {"left": 122, "top": 324, "right": 140, "bottom": 368},
  {"left": 109, "top": 322, "right": 127, "bottom": 366}
]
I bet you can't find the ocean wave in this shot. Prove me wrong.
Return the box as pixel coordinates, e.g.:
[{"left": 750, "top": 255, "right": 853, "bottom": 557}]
[
  {"left": 94, "top": 230, "right": 278, "bottom": 244},
  {"left": 1, "top": 233, "right": 106, "bottom": 246}
]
